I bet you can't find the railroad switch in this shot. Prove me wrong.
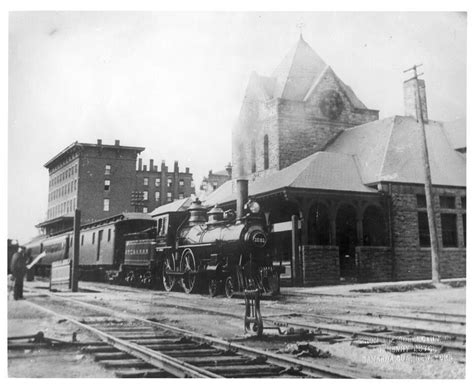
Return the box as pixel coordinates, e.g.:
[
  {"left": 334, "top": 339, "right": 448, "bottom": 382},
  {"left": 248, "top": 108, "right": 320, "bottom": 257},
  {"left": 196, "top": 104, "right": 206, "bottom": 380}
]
[{"left": 244, "top": 289, "right": 263, "bottom": 336}]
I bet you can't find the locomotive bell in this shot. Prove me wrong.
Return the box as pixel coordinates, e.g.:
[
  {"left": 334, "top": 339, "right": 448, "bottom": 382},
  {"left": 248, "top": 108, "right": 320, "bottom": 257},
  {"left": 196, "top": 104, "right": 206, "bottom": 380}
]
[
  {"left": 188, "top": 198, "right": 207, "bottom": 224},
  {"left": 207, "top": 205, "right": 224, "bottom": 224}
]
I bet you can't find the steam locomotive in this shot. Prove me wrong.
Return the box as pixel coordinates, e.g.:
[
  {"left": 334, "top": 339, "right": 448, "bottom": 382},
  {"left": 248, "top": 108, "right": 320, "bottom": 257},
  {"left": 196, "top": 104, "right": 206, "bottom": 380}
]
[{"left": 123, "top": 194, "right": 281, "bottom": 297}]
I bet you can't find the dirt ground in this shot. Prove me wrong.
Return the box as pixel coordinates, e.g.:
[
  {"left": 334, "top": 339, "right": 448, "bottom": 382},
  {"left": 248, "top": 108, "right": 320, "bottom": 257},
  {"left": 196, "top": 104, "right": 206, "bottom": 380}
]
[{"left": 7, "top": 278, "right": 466, "bottom": 379}]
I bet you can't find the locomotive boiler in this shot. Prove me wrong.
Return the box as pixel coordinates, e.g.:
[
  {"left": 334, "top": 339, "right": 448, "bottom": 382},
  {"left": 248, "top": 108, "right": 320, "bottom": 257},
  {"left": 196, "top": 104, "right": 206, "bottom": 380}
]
[{"left": 158, "top": 180, "right": 281, "bottom": 297}]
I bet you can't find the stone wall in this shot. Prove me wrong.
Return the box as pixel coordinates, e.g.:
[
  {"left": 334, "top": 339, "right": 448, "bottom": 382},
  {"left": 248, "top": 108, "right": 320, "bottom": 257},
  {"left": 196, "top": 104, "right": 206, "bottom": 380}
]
[
  {"left": 301, "top": 245, "right": 340, "bottom": 286},
  {"left": 355, "top": 246, "right": 393, "bottom": 283},
  {"left": 388, "top": 183, "right": 466, "bottom": 281}
]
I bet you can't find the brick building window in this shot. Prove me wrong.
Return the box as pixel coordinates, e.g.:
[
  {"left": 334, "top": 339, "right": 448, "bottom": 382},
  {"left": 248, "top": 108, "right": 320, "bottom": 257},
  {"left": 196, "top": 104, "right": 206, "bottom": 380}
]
[
  {"left": 263, "top": 135, "right": 269, "bottom": 170},
  {"left": 167, "top": 178, "right": 173, "bottom": 188},
  {"left": 417, "top": 212, "right": 430, "bottom": 247},
  {"left": 440, "top": 196, "right": 455, "bottom": 209},
  {"left": 167, "top": 192, "right": 172, "bottom": 202},
  {"left": 179, "top": 179, "right": 184, "bottom": 187},
  {"left": 416, "top": 194, "right": 426, "bottom": 208},
  {"left": 143, "top": 191, "right": 149, "bottom": 201},
  {"left": 155, "top": 191, "right": 160, "bottom": 201},
  {"left": 103, "top": 198, "right": 110, "bottom": 212},
  {"left": 105, "top": 164, "right": 111, "bottom": 175},
  {"left": 104, "top": 179, "right": 110, "bottom": 191},
  {"left": 179, "top": 193, "right": 184, "bottom": 199},
  {"left": 143, "top": 207, "right": 148, "bottom": 213},
  {"left": 144, "top": 177, "right": 149, "bottom": 186},
  {"left": 155, "top": 178, "right": 160, "bottom": 187},
  {"left": 441, "top": 213, "right": 458, "bottom": 247}
]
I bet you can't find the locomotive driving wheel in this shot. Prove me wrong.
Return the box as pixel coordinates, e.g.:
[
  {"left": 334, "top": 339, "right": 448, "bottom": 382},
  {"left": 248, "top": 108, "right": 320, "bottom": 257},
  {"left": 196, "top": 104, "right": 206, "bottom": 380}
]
[
  {"left": 162, "top": 254, "right": 176, "bottom": 292},
  {"left": 180, "top": 249, "right": 197, "bottom": 294}
]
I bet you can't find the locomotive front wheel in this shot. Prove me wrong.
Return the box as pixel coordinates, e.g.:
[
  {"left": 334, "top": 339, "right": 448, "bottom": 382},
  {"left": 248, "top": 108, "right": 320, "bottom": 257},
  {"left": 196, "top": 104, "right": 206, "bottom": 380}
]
[
  {"left": 180, "top": 249, "right": 197, "bottom": 294},
  {"left": 224, "top": 276, "right": 234, "bottom": 298},
  {"left": 162, "top": 255, "right": 176, "bottom": 292}
]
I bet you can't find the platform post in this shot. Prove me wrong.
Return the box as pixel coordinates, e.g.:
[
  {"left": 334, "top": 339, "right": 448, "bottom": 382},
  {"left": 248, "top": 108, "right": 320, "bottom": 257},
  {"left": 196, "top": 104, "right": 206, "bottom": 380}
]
[{"left": 71, "top": 209, "right": 81, "bottom": 292}]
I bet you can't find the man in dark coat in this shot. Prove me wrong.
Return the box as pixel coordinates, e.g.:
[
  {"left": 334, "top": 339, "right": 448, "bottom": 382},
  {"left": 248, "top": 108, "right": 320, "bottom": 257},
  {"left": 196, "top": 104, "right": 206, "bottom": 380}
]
[{"left": 10, "top": 247, "right": 27, "bottom": 300}]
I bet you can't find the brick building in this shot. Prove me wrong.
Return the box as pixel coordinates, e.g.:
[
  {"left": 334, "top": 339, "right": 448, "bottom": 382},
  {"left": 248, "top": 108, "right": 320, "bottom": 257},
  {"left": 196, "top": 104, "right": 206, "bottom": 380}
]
[
  {"left": 38, "top": 140, "right": 194, "bottom": 234},
  {"left": 135, "top": 158, "right": 195, "bottom": 213},
  {"left": 199, "top": 165, "right": 232, "bottom": 197},
  {"left": 206, "top": 36, "right": 466, "bottom": 286}
]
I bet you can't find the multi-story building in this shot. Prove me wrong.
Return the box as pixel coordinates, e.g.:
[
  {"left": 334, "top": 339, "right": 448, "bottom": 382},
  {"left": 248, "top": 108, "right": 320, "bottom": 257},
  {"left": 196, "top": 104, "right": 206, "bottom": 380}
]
[
  {"left": 199, "top": 165, "right": 232, "bottom": 197},
  {"left": 38, "top": 139, "right": 194, "bottom": 234},
  {"left": 134, "top": 158, "right": 195, "bottom": 213}
]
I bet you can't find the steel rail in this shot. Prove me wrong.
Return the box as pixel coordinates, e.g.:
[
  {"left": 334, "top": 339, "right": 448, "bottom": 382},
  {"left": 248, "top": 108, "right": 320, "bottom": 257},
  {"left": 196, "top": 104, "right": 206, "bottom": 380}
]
[
  {"left": 32, "top": 292, "right": 359, "bottom": 378},
  {"left": 59, "top": 282, "right": 465, "bottom": 352},
  {"left": 24, "top": 300, "right": 222, "bottom": 378}
]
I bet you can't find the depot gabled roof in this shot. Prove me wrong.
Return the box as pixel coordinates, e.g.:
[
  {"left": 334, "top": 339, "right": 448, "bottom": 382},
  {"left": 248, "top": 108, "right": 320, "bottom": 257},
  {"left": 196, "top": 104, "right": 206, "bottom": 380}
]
[
  {"left": 246, "top": 36, "right": 370, "bottom": 110},
  {"left": 204, "top": 151, "right": 376, "bottom": 207},
  {"left": 326, "top": 115, "right": 466, "bottom": 187}
]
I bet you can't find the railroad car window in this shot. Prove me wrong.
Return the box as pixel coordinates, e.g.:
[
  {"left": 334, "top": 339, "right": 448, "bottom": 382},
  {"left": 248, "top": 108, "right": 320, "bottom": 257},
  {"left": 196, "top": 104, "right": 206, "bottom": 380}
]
[
  {"left": 461, "top": 196, "right": 466, "bottom": 209},
  {"left": 108, "top": 228, "right": 111, "bottom": 242},
  {"left": 105, "top": 164, "right": 111, "bottom": 175},
  {"left": 104, "top": 179, "right": 110, "bottom": 191},
  {"left": 104, "top": 198, "right": 110, "bottom": 211},
  {"left": 157, "top": 218, "right": 163, "bottom": 234},
  {"left": 81, "top": 234, "right": 84, "bottom": 246},
  {"left": 92, "top": 232, "right": 95, "bottom": 244},
  {"left": 441, "top": 213, "right": 458, "bottom": 247}
]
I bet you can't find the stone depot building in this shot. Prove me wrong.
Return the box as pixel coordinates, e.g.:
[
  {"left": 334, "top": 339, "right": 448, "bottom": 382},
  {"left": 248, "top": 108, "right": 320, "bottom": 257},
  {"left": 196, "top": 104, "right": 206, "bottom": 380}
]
[{"left": 205, "top": 36, "right": 466, "bottom": 286}]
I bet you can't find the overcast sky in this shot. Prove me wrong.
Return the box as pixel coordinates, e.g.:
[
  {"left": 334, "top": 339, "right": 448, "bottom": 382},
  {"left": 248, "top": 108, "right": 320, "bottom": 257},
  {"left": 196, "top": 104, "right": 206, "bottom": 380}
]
[{"left": 8, "top": 12, "right": 466, "bottom": 243}]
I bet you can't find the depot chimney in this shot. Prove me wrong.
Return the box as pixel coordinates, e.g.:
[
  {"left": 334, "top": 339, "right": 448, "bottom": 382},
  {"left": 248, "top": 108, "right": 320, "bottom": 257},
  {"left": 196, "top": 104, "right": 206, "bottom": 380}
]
[{"left": 404, "top": 78, "right": 428, "bottom": 122}]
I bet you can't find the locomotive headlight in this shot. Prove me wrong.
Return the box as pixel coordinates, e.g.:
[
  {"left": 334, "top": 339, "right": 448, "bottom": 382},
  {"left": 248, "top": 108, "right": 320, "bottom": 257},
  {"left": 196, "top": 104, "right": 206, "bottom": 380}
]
[{"left": 247, "top": 200, "right": 261, "bottom": 214}]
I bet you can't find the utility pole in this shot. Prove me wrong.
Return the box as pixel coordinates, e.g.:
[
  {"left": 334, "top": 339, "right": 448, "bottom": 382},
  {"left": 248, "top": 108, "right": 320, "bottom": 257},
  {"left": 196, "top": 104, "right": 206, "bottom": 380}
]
[
  {"left": 71, "top": 209, "right": 81, "bottom": 292},
  {"left": 403, "top": 64, "right": 441, "bottom": 284}
]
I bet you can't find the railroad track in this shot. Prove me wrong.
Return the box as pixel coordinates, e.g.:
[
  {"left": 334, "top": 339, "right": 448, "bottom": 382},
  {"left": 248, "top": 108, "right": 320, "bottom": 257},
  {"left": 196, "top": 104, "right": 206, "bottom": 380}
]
[
  {"left": 56, "top": 281, "right": 466, "bottom": 355},
  {"left": 21, "top": 293, "right": 365, "bottom": 379}
]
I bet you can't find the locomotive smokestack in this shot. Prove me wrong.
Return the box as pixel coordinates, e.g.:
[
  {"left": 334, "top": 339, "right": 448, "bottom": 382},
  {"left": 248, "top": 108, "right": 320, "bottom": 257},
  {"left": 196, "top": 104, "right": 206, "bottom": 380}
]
[{"left": 236, "top": 179, "right": 248, "bottom": 219}]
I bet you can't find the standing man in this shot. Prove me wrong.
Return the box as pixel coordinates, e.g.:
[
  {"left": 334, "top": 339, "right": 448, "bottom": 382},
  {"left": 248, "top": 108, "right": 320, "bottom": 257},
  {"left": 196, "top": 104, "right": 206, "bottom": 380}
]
[{"left": 10, "top": 246, "right": 27, "bottom": 300}]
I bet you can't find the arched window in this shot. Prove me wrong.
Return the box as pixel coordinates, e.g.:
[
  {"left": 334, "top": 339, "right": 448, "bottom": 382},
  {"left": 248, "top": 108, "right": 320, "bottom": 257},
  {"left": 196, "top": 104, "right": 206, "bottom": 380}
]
[
  {"left": 251, "top": 140, "right": 256, "bottom": 173},
  {"left": 308, "top": 203, "right": 331, "bottom": 245},
  {"left": 363, "top": 205, "right": 388, "bottom": 246},
  {"left": 263, "top": 135, "right": 269, "bottom": 170}
]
